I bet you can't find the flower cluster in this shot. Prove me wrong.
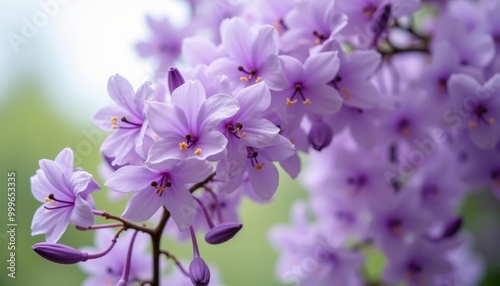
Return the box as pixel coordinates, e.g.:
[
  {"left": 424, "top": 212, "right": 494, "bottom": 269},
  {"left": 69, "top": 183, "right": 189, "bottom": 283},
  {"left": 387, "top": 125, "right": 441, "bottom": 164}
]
[{"left": 30, "top": 0, "right": 500, "bottom": 285}]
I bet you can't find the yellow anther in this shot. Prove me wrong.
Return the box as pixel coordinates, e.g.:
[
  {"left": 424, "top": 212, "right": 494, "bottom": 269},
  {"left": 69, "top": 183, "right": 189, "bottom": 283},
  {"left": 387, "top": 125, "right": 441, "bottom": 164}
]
[
  {"left": 154, "top": 135, "right": 160, "bottom": 141},
  {"left": 240, "top": 132, "right": 247, "bottom": 138},
  {"left": 156, "top": 187, "right": 166, "bottom": 196},
  {"left": 194, "top": 148, "right": 202, "bottom": 156},
  {"left": 272, "top": 22, "right": 282, "bottom": 32},
  {"left": 289, "top": 138, "right": 296, "bottom": 144},
  {"left": 255, "top": 77, "right": 263, "bottom": 83},
  {"left": 303, "top": 99, "right": 311, "bottom": 105},
  {"left": 286, "top": 98, "right": 297, "bottom": 106},
  {"left": 179, "top": 142, "right": 188, "bottom": 150},
  {"left": 402, "top": 127, "right": 412, "bottom": 137},
  {"left": 489, "top": 117, "right": 495, "bottom": 125},
  {"left": 468, "top": 121, "right": 477, "bottom": 128},
  {"left": 339, "top": 87, "right": 351, "bottom": 101},
  {"left": 111, "top": 116, "right": 118, "bottom": 124},
  {"left": 314, "top": 38, "right": 322, "bottom": 45},
  {"left": 391, "top": 225, "right": 403, "bottom": 236},
  {"left": 44, "top": 197, "right": 51, "bottom": 202},
  {"left": 240, "top": 76, "right": 249, "bottom": 82},
  {"left": 255, "top": 163, "right": 265, "bottom": 170}
]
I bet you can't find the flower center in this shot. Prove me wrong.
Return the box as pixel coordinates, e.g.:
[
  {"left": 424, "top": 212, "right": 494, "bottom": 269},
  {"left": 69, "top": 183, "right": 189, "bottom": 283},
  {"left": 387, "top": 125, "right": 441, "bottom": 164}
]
[
  {"left": 405, "top": 261, "right": 425, "bottom": 285},
  {"left": 151, "top": 173, "right": 172, "bottom": 196},
  {"left": 237, "top": 66, "right": 262, "bottom": 83},
  {"left": 44, "top": 193, "right": 74, "bottom": 212},
  {"left": 363, "top": 5, "right": 378, "bottom": 19},
  {"left": 469, "top": 104, "right": 495, "bottom": 128},
  {"left": 111, "top": 116, "right": 142, "bottom": 130},
  {"left": 286, "top": 84, "right": 311, "bottom": 106},
  {"left": 312, "top": 30, "right": 327, "bottom": 45},
  {"left": 227, "top": 122, "right": 246, "bottom": 139},
  {"left": 179, "top": 134, "right": 202, "bottom": 156},
  {"left": 397, "top": 118, "right": 412, "bottom": 137},
  {"left": 247, "top": 147, "right": 264, "bottom": 170},
  {"left": 387, "top": 217, "right": 403, "bottom": 236},
  {"left": 346, "top": 174, "right": 367, "bottom": 196}
]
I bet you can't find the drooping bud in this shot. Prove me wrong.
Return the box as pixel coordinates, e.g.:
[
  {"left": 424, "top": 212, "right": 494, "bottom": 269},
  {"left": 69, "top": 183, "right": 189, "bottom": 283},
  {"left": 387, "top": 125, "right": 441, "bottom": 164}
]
[
  {"left": 189, "top": 256, "right": 211, "bottom": 286},
  {"left": 441, "top": 217, "right": 463, "bottom": 239},
  {"left": 308, "top": 121, "right": 333, "bottom": 151},
  {"left": 168, "top": 66, "right": 185, "bottom": 94},
  {"left": 32, "top": 243, "right": 89, "bottom": 264},
  {"left": 205, "top": 222, "right": 243, "bottom": 245}
]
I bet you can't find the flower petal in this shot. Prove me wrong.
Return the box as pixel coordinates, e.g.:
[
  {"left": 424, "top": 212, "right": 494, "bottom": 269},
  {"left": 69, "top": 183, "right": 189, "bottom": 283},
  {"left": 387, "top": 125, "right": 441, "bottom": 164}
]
[
  {"left": 70, "top": 195, "right": 95, "bottom": 227},
  {"left": 306, "top": 84, "right": 343, "bottom": 115},
  {"left": 243, "top": 118, "right": 280, "bottom": 147},
  {"left": 171, "top": 80, "right": 206, "bottom": 127},
  {"left": 122, "top": 190, "right": 164, "bottom": 222},
  {"left": 304, "top": 51, "right": 339, "bottom": 84},
  {"left": 169, "top": 157, "right": 213, "bottom": 184},
  {"left": 164, "top": 187, "right": 197, "bottom": 231},
  {"left": 105, "top": 166, "right": 159, "bottom": 193},
  {"left": 247, "top": 161, "right": 279, "bottom": 200},
  {"left": 234, "top": 81, "right": 271, "bottom": 120},
  {"left": 197, "top": 94, "right": 240, "bottom": 131},
  {"left": 220, "top": 18, "right": 252, "bottom": 64},
  {"left": 146, "top": 101, "right": 190, "bottom": 137}
]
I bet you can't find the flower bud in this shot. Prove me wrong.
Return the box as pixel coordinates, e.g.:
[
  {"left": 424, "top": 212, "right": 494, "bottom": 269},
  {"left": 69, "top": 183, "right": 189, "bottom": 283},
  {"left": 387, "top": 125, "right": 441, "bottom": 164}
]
[
  {"left": 441, "top": 217, "right": 462, "bottom": 239},
  {"left": 189, "top": 256, "right": 210, "bottom": 286},
  {"left": 32, "top": 243, "right": 89, "bottom": 264},
  {"left": 205, "top": 222, "right": 243, "bottom": 245},
  {"left": 308, "top": 121, "right": 333, "bottom": 151},
  {"left": 168, "top": 66, "right": 185, "bottom": 94}
]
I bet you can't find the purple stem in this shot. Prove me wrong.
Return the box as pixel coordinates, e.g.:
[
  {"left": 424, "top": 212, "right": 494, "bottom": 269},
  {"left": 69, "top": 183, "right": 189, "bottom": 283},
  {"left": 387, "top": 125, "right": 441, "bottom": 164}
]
[
  {"left": 193, "top": 196, "right": 215, "bottom": 229},
  {"left": 119, "top": 229, "right": 139, "bottom": 285},
  {"left": 87, "top": 227, "right": 125, "bottom": 259},
  {"left": 189, "top": 226, "right": 200, "bottom": 257},
  {"left": 161, "top": 251, "right": 189, "bottom": 277},
  {"left": 75, "top": 223, "right": 123, "bottom": 231}
]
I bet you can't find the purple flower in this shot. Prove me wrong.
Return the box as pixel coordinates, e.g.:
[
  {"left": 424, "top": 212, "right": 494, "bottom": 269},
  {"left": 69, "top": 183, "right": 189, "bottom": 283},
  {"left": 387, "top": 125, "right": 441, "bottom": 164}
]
[
  {"left": 92, "top": 74, "right": 159, "bottom": 166},
  {"left": 146, "top": 80, "right": 239, "bottom": 165},
  {"left": 31, "top": 148, "right": 99, "bottom": 242},
  {"left": 209, "top": 17, "right": 287, "bottom": 90},
  {"left": 448, "top": 73, "right": 500, "bottom": 149},
  {"left": 271, "top": 51, "right": 343, "bottom": 117},
  {"left": 79, "top": 229, "right": 155, "bottom": 286},
  {"left": 105, "top": 158, "right": 213, "bottom": 230},
  {"left": 33, "top": 243, "right": 89, "bottom": 264}
]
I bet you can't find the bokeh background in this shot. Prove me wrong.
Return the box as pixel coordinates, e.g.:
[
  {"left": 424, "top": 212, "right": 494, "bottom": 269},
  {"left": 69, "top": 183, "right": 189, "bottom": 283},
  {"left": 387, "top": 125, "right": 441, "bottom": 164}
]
[{"left": 1, "top": 1, "right": 500, "bottom": 285}]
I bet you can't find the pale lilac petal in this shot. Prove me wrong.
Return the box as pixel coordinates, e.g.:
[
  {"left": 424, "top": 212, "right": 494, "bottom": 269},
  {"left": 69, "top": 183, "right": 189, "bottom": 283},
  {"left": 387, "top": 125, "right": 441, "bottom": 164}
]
[
  {"left": 100, "top": 129, "right": 142, "bottom": 167},
  {"left": 280, "top": 56, "right": 305, "bottom": 85},
  {"left": 192, "top": 130, "right": 228, "bottom": 160},
  {"left": 39, "top": 160, "right": 70, "bottom": 198},
  {"left": 70, "top": 171, "right": 97, "bottom": 195},
  {"left": 243, "top": 118, "right": 280, "bottom": 147},
  {"left": 105, "top": 166, "right": 158, "bottom": 193},
  {"left": 469, "top": 124, "right": 498, "bottom": 149},
  {"left": 252, "top": 25, "right": 278, "bottom": 66},
  {"left": 135, "top": 82, "right": 155, "bottom": 112},
  {"left": 108, "top": 74, "right": 139, "bottom": 118},
  {"left": 146, "top": 101, "right": 190, "bottom": 137},
  {"left": 45, "top": 213, "right": 72, "bottom": 243},
  {"left": 164, "top": 187, "right": 197, "bottom": 230},
  {"left": 307, "top": 85, "right": 343, "bottom": 114},
  {"left": 280, "top": 153, "right": 301, "bottom": 179},
  {"left": 304, "top": 51, "right": 339, "bottom": 84},
  {"left": 248, "top": 161, "right": 279, "bottom": 200},
  {"left": 171, "top": 80, "right": 206, "bottom": 126},
  {"left": 234, "top": 82, "right": 271, "bottom": 120},
  {"left": 70, "top": 196, "right": 95, "bottom": 227},
  {"left": 340, "top": 80, "right": 379, "bottom": 109},
  {"left": 344, "top": 50, "right": 382, "bottom": 79},
  {"left": 259, "top": 135, "right": 296, "bottom": 162},
  {"left": 54, "top": 148, "right": 74, "bottom": 177},
  {"left": 122, "top": 190, "right": 163, "bottom": 222},
  {"left": 31, "top": 170, "right": 52, "bottom": 202},
  {"left": 448, "top": 74, "right": 479, "bottom": 101},
  {"left": 197, "top": 94, "right": 240, "bottom": 131},
  {"left": 258, "top": 55, "right": 288, "bottom": 90},
  {"left": 220, "top": 18, "right": 252, "bottom": 63},
  {"left": 169, "top": 157, "right": 213, "bottom": 184},
  {"left": 182, "top": 36, "right": 219, "bottom": 66}
]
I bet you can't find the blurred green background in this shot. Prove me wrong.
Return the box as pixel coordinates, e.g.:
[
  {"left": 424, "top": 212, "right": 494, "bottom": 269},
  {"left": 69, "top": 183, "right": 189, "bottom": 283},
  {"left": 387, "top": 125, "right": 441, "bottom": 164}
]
[{"left": 1, "top": 1, "right": 500, "bottom": 286}]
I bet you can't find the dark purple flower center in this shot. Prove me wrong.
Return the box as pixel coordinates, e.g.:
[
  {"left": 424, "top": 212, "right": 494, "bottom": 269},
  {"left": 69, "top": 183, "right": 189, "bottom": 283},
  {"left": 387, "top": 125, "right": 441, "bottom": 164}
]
[
  {"left": 237, "top": 66, "right": 261, "bottom": 83},
  {"left": 437, "top": 77, "right": 448, "bottom": 93},
  {"left": 44, "top": 193, "right": 75, "bottom": 211},
  {"left": 151, "top": 173, "right": 172, "bottom": 196},
  {"left": 246, "top": 147, "right": 264, "bottom": 170},
  {"left": 491, "top": 169, "right": 500, "bottom": 186},
  {"left": 387, "top": 217, "right": 404, "bottom": 236},
  {"left": 421, "top": 184, "right": 440, "bottom": 203},
  {"left": 396, "top": 118, "right": 412, "bottom": 137},
  {"left": 346, "top": 174, "right": 368, "bottom": 195},
  {"left": 111, "top": 116, "right": 142, "bottom": 130},
  {"left": 179, "top": 134, "right": 202, "bottom": 156},
  {"left": 312, "top": 30, "right": 327, "bottom": 45},
  {"left": 287, "top": 83, "right": 311, "bottom": 106},
  {"left": 469, "top": 104, "right": 495, "bottom": 127},
  {"left": 227, "top": 122, "right": 246, "bottom": 139},
  {"left": 405, "top": 260, "right": 425, "bottom": 284}
]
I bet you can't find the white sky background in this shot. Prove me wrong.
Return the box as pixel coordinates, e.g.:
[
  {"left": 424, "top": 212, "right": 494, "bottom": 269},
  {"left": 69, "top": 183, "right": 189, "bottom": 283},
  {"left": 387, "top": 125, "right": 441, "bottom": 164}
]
[{"left": 1, "top": 0, "right": 189, "bottom": 121}]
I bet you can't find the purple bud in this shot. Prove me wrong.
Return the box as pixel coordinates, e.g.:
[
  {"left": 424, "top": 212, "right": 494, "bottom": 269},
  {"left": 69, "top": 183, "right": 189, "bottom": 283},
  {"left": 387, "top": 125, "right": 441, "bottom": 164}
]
[
  {"left": 189, "top": 256, "right": 210, "bottom": 286},
  {"left": 441, "top": 217, "right": 463, "bottom": 239},
  {"left": 205, "top": 222, "right": 243, "bottom": 245},
  {"left": 168, "top": 66, "right": 185, "bottom": 94},
  {"left": 32, "top": 243, "right": 89, "bottom": 264},
  {"left": 308, "top": 121, "right": 333, "bottom": 151}
]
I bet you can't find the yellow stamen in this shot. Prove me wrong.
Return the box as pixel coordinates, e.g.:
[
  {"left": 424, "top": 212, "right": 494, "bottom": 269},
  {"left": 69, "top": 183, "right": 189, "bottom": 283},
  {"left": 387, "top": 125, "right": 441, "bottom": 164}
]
[
  {"left": 272, "top": 22, "right": 282, "bottom": 32},
  {"left": 240, "top": 76, "right": 249, "bottom": 82},
  {"left": 240, "top": 132, "right": 247, "bottom": 138},
  {"left": 194, "top": 148, "right": 202, "bottom": 156},
  {"left": 44, "top": 197, "right": 51, "bottom": 202},
  {"left": 255, "top": 163, "right": 265, "bottom": 170},
  {"left": 111, "top": 116, "right": 118, "bottom": 124},
  {"left": 468, "top": 121, "right": 477, "bottom": 128},
  {"left": 489, "top": 117, "right": 495, "bottom": 125},
  {"left": 156, "top": 186, "right": 165, "bottom": 196},
  {"left": 314, "top": 38, "right": 322, "bottom": 45},
  {"left": 154, "top": 135, "right": 160, "bottom": 141},
  {"left": 303, "top": 99, "right": 311, "bottom": 105},
  {"left": 255, "top": 77, "right": 263, "bottom": 83},
  {"left": 179, "top": 142, "right": 188, "bottom": 150},
  {"left": 286, "top": 98, "right": 297, "bottom": 106}
]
